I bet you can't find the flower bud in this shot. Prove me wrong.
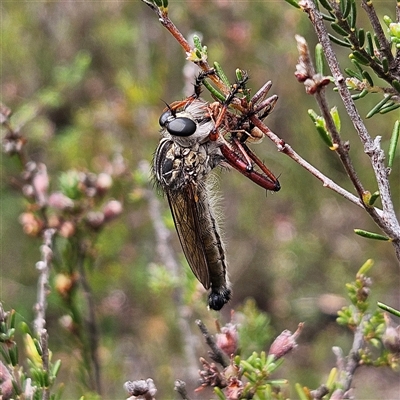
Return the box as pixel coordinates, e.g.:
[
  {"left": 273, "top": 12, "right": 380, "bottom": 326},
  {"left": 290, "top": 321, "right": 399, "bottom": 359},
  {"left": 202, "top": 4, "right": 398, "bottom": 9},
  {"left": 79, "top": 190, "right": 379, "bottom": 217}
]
[
  {"left": 59, "top": 221, "right": 75, "bottom": 238},
  {"left": 382, "top": 314, "right": 400, "bottom": 355},
  {"left": 19, "top": 212, "right": 43, "bottom": 236},
  {"left": 85, "top": 211, "right": 105, "bottom": 230},
  {"left": 225, "top": 377, "right": 243, "bottom": 400},
  {"left": 216, "top": 323, "right": 238, "bottom": 356},
  {"left": 124, "top": 378, "right": 157, "bottom": 398},
  {"left": 96, "top": 173, "right": 113, "bottom": 194},
  {"left": 48, "top": 192, "right": 74, "bottom": 210},
  {"left": 54, "top": 273, "right": 76, "bottom": 298},
  {"left": 268, "top": 322, "right": 303, "bottom": 360},
  {"left": 103, "top": 200, "right": 123, "bottom": 221}
]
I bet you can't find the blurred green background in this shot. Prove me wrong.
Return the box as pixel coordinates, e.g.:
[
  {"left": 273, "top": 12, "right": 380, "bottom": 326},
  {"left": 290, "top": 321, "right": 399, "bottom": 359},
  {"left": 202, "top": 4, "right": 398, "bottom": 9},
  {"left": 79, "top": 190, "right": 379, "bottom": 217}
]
[{"left": 1, "top": 1, "right": 399, "bottom": 398}]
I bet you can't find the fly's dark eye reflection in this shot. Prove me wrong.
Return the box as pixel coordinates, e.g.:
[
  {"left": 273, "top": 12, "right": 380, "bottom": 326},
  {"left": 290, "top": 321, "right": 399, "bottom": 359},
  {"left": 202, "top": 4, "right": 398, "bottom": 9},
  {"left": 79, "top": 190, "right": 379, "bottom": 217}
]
[{"left": 159, "top": 110, "right": 197, "bottom": 137}]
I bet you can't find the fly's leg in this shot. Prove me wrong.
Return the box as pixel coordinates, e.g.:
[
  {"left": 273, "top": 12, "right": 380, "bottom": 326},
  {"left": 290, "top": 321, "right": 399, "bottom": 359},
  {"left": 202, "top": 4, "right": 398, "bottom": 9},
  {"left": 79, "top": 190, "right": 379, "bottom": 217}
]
[{"left": 208, "top": 72, "right": 250, "bottom": 142}]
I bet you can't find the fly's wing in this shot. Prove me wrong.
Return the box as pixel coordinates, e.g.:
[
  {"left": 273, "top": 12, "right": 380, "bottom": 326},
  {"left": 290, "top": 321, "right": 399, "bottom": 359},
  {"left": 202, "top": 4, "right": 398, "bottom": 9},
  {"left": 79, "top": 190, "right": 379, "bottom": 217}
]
[{"left": 165, "top": 184, "right": 210, "bottom": 290}]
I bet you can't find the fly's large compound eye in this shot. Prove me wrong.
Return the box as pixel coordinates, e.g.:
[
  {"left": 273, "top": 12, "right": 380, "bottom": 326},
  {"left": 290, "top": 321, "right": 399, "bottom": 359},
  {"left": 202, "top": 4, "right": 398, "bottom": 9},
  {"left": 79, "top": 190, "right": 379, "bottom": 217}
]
[
  {"left": 166, "top": 117, "right": 197, "bottom": 137},
  {"left": 159, "top": 110, "right": 172, "bottom": 127}
]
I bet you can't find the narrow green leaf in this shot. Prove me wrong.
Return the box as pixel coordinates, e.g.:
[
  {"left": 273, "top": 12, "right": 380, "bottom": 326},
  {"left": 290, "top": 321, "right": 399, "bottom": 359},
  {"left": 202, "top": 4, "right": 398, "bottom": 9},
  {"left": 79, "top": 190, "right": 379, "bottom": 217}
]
[
  {"left": 382, "top": 57, "right": 389, "bottom": 74},
  {"left": 0, "top": 346, "right": 11, "bottom": 364},
  {"left": 162, "top": 0, "right": 168, "bottom": 7},
  {"left": 9, "top": 345, "right": 18, "bottom": 366},
  {"left": 377, "top": 302, "right": 400, "bottom": 317},
  {"left": 213, "top": 62, "right": 230, "bottom": 88},
  {"left": 392, "top": 79, "right": 400, "bottom": 93},
  {"left": 341, "top": 0, "right": 352, "bottom": 19},
  {"left": 328, "top": 33, "right": 352, "bottom": 47},
  {"left": 235, "top": 68, "right": 244, "bottom": 82},
  {"left": 351, "top": 88, "right": 369, "bottom": 100},
  {"left": 193, "top": 35, "right": 203, "bottom": 52},
  {"left": 214, "top": 386, "right": 226, "bottom": 400},
  {"left": 388, "top": 120, "right": 400, "bottom": 168},
  {"left": 330, "top": 106, "right": 341, "bottom": 132},
  {"left": 202, "top": 79, "right": 225, "bottom": 102},
  {"left": 315, "top": 43, "right": 325, "bottom": 75},
  {"left": 322, "top": 12, "right": 336, "bottom": 22},
  {"left": 379, "top": 104, "right": 400, "bottom": 114},
  {"left": 153, "top": 0, "right": 162, "bottom": 6},
  {"left": 51, "top": 359, "right": 62, "bottom": 378},
  {"left": 345, "top": 67, "right": 362, "bottom": 80},
  {"left": 10, "top": 310, "right": 16, "bottom": 330},
  {"left": 318, "top": 0, "right": 333, "bottom": 11},
  {"left": 295, "top": 382, "right": 310, "bottom": 400},
  {"left": 358, "top": 258, "right": 374, "bottom": 275},
  {"left": 349, "top": 0, "right": 357, "bottom": 30},
  {"left": 351, "top": 59, "right": 364, "bottom": 75},
  {"left": 283, "top": 0, "right": 301, "bottom": 8},
  {"left": 315, "top": 122, "right": 334, "bottom": 147},
  {"left": 354, "top": 229, "right": 391, "bottom": 241},
  {"left": 366, "top": 95, "right": 393, "bottom": 118},
  {"left": 357, "top": 28, "right": 365, "bottom": 47},
  {"left": 350, "top": 51, "right": 370, "bottom": 66},
  {"left": 368, "top": 190, "right": 380, "bottom": 205},
  {"left": 383, "top": 15, "right": 393, "bottom": 27},
  {"left": 362, "top": 70, "right": 374, "bottom": 86},
  {"left": 326, "top": 367, "right": 338, "bottom": 389},
  {"left": 365, "top": 31, "right": 374, "bottom": 56},
  {"left": 33, "top": 338, "right": 43, "bottom": 356},
  {"left": 331, "top": 22, "right": 349, "bottom": 37}
]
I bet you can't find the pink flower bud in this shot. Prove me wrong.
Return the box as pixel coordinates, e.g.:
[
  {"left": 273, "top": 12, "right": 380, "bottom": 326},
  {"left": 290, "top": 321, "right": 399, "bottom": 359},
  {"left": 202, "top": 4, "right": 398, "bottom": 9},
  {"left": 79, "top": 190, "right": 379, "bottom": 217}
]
[
  {"left": 48, "top": 192, "right": 74, "bottom": 210},
  {"left": 268, "top": 322, "right": 303, "bottom": 360},
  {"left": 96, "top": 173, "right": 113, "bottom": 194},
  {"left": 216, "top": 323, "right": 238, "bottom": 356},
  {"left": 85, "top": 211, "right": 105, "bottom": 229},
  {"left": 102, "top": 200, "right": 123, "bottom": 221}
]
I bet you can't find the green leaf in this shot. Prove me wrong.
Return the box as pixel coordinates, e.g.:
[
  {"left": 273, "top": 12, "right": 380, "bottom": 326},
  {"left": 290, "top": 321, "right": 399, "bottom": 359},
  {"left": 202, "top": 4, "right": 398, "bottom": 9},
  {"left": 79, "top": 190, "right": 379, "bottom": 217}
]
[
  {"left": 295, "top": 382, "right": 310, "bottom": 400},
  {"left": 214, "top": 62, "right": 230, "bottom": 87},
  {"left": 351, "top": 88, "right": 369, "bottom": 100},
  {"left": 365, "top": 31, "right": 375, "bottom": 56},
  {"left": 392, "top": 79, "right": 400, "bottom": 93},
  {"left": 379, "top": 103, "right": 400, "bottom": 115},
  {"left": 366, "top": 95, "right": 393, "bottom": 118},
  {"left": 362, "top": 70, "right": 374, "bottom": 86},
  {"left": 315, "top": 43, "right": 325, "bottom": 75},
  {"left": 340, "top": 0, "right": 351, "bottom": 18},
  {"left": 328, "top": 33, "right": 352, "bottom": 47},
  {"left": 368, "top": 191, "right": 380, "bottom": 206},
  {"left": 330, "top": 106, "right": 341, "bottom": 132},
  {"left": 318, "top": 0, "right": 333, "bottom": 11},
  {"left": 357, "top": 28, "right": 365, "bottom": 47},
  {"left": 331, "top": 22, "right": 349, "bottom": 37},
  {"left": 388, "top": 120, "right": 400, "bottom": 168},
  {"left": 377, "top": 302, "right": 400, "bottom": 317},
  {"left": 358, "top": 258, "right": 374, "bottom": 275},
  {"left": 354, "top": 229, "right": 391, "bottom": 241},
  {"left": 283, "top": 0, "right": 301, "bottom": 8},
  {"left": 202, "top": 79, "right": 225, "bottom": 102},
  {"left": 308, "top": 109, "right": 334, "bottom": 148},
  {"left": 349, "top": 0, "right": 357, "bottom": 30},
  {"left": 350, "top": 51, "right": 370, "bottom": 66},
  {"left": 345, "top": 67, "right": 362, "bottom": 80}
]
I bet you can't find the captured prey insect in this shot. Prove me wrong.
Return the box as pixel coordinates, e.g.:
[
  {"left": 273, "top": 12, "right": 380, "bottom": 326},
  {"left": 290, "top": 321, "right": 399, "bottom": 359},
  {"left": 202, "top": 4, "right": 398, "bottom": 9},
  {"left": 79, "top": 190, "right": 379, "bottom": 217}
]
[{"left": 153, "top": 70, "right": 280, "bottom": 310}]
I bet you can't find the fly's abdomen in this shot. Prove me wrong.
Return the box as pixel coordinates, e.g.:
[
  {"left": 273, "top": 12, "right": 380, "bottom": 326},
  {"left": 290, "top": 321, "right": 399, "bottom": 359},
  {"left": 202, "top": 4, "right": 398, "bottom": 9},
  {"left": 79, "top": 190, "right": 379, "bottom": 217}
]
[{"left": 196, "top": 181, "right": 231, "bottom": 310}]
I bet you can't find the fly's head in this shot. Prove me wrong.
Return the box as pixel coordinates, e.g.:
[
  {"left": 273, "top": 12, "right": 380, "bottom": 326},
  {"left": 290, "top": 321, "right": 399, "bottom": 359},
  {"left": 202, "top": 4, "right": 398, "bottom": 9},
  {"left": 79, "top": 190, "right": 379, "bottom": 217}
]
[{"left": 159, "top": 98, "right": 215, "bottom": 147}]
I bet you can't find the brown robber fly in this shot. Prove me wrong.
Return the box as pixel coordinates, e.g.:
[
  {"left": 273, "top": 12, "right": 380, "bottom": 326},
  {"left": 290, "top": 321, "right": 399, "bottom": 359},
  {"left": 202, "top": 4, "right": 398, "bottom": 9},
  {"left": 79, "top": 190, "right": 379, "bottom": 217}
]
[{"left": 153, "top": 70, "right": 280, "bottom": 310}]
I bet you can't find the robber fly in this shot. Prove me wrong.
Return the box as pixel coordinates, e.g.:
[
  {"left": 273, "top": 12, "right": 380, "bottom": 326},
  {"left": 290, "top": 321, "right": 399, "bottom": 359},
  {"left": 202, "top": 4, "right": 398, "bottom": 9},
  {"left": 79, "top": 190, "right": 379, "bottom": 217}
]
[{"left": 153, "top": 70, "right": 280, "bottom": 310}]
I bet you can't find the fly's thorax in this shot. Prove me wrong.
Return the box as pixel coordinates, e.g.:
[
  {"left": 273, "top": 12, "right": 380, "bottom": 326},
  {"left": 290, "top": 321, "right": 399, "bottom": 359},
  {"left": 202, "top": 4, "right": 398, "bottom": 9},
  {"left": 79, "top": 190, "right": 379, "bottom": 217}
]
[{"left": 154, "top": 138, "right": 222, "bottom": 192}]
